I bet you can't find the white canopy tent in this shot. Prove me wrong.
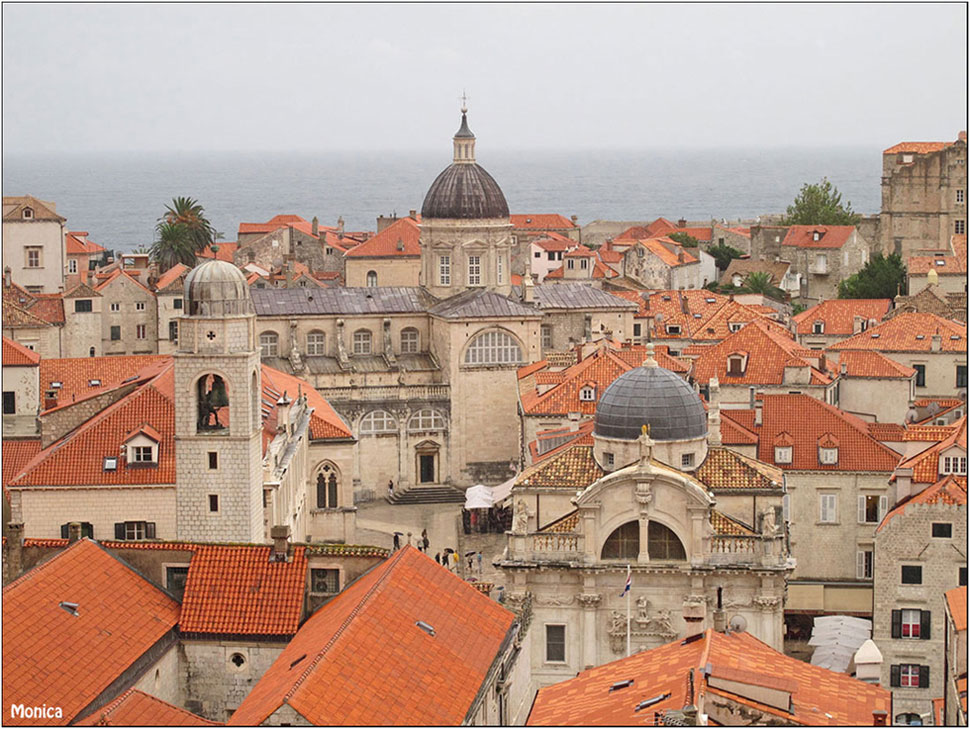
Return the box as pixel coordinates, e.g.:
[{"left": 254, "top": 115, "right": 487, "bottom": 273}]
[{"left": 464, "top": 484, "right": 494, "bottom": 510}]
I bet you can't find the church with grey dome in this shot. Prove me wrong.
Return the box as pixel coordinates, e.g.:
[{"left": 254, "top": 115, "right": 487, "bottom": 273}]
[{"left": 184, "top": 256, "right": 254, "bottom": 316}]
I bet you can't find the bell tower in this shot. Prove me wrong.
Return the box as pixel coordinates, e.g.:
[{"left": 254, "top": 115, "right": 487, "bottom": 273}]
[{"left": 174, "top": 258, "right": 264, "bottom": 543}]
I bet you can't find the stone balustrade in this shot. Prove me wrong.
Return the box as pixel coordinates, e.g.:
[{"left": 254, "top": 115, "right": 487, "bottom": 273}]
[
  {"left": 317, "top": 384, "right": 450, "bottom": 402},
  {"left": 709, "top": 534, "right": 787, "bottom": 567}
]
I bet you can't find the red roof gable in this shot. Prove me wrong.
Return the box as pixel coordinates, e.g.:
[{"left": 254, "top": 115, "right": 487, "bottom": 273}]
[
  {"left": 2, "top": 539, "right": 181, "bottom": 724},
  {"left": 261, "top": 365, "right": 353, "bottom": 441},
  {"left": 527, "top": 628, "right": 890, "bottom": 726},
  {"left": 39, "top": 354, "right": 168, "bottom": 411},
  {"left": 3, "top": 335, "right": 40, "bottom": 366},
  {"left": 781, "top": 225, "right": 855, "bottom": 249},
  {"left": 154, "top": 262, "right": 190, "bottom": 292},
  {"left": 829, "top": 312, "right": 967, "bottom": 352},
  {"left": 343, "top": 216, "right": 420, "bottom": 258},
  {"left": 179, "top": 545, "right": 308, "bottom": 636},
  {"left": 2, "top": 438, "right": 41, "bottom": 490},
  {"left": 94, "top": 268, "right": 154, "bottom": 296},
  {"left": 75, "top": 689, "right": 219, "bottom": 726},
  {"left": 896, "top": 417, "right": 967, "bottom": 484},
  {"left": 238, "top": 215, "right": 329, "bottom": 239},
  {"left": 531, "top": 232, "right": 574, "bottom": 251},
  {"left": 793, "top": 299, "right": 892, "bottom": 335},
  {"left": 946, "top": 585, "right": 967, "bottom": 632},
  {"left": 510, "top": 213, "right": 576, "bottom": 230},
  {"left": 828, "top": 350, "right": 916, "bottom": 379},
  {"left": 198, "top": 242, "right": 239, "bottom": 262},
  {"left": 879, "top": 474, "right": 967, "bottom": 532},
  {"left": 884, "top": 141, "right": 954, "bottom": 155},
  {"left": 228, "top": 546, "right": 515, "bottom": 726},
  {"left": 65, "top": 232, "right": 106, "bottom": 256}
]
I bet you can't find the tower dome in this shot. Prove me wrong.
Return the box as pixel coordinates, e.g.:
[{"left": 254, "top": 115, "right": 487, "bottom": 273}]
[
  {"left": 183, "top": 257, "right": 253, "bottom": 316},
  {"left": 594, "top": 351, "right": 707, "bottom": 441},
  {"left": 420, "top": 108, "right": 509, "bottom": 220}
]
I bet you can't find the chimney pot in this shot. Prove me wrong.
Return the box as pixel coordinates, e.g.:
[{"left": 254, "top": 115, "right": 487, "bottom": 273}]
[
  {"left": 409, "top": 209, "right": 417, "bottom": 220},
  {"left": 873, "top": 710, "right": 888, "bottom": 727},
  {"left": 678, "top": 218, "right": 687, "bottom": 228},
  {"left": 931, "top": 333, "right": 942, "bottom": 352},
  {"left": 67, "top": 522, "right": 82, "bottom": 543},
  {"left": 4, "top": 266, "right": 11, "bottom": 288},
  {"left": 270, "top": 525, "right": 292, "bottom": 561}
]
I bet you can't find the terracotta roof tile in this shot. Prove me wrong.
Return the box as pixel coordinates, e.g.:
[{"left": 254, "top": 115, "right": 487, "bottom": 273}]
[
  {"left": 261, "top": 365, "right": 353, "bottom": 440},
  {"left": 39, "top": 354, "right": 168, "bottom": 411},
  {"left": 75, "top": 689, "right": 219, "bottom": 726},
  {"left": 517, "top": 444, "right": 604, "bottom": 490},
  {"left": 2, "top": 299, "right": 54, "bottom": 329},
  {"left": 2, "top": 439, "right": 41, "bottom": 490},
  {"left": 3, "top": 335, "right": 41, "bottom": 365},
  {"left": 794, "top": 299, "right": 892, "bottom": 335},
  {"left": 94, "top": 268, "right": 154, "bottom": 296},
  {"left": 711, "top": 510, "right": 756, "bottom": 535},
  {"left": 154, "top": 262, "right": 190, "bottom": 292},
  {"left": 539, "top": 510, "right": 580, "bottom": 533},
  {"left": 510, "top": 213, "right": 577, "bottom": 230},
  {"left": 180, "top": 545, "right": 308, "bottom": 636},
  {"left": 895, "top": 417, "right": 967, "bottom": 484},
  {"left": 2, "top": 195, "right": 65, "bottom": 221},
  {"left": 228, "top": 546, "right": 515, "bottom": 726},
  {"left": 65, "top": 231, "right": 105, "bottom": 256},
  {"left": 238, "top": 214, "right": 327, "bottom": 239},
  {"left": 829, "top": 312, "right": 967, "bottom": 352},
  {"left": 884, "top": 141, "right": 954, "bottom": 155},
  {"left": 781, "top": 225, "right": 856, "bottom": 249},
  {"left": 946, "top": 585, "right": 967, "bottom": 632},
  {"left": 528, "top": 421, "right": 596, "bottom": 463},
  {"left": 696, "top": 447, "right": 784, "bottom": 492},
  {"left": 25, "top": 293, "right": 66, "bottom": 325},
  {"left": 344, "top": 216, "right": 420, "bottom": 258},
  {"left": 829, "top": 350, "right": 916, "bottom": 379},
  {"left": 2, "top": 539, "right": 180, "bottom": 724},
  {"left": 908, "top": 235, "right": 967, "bottom": 275},
  {"left": 528, "top": 629, "right": 890, "bottom": 726},
  {"left": 198, "top": 242, "right": 239, "bottom": 262},
  {"left": 616, "top": 218, "right": 712, "bottom": 243},
  {"left": 880, "top": 474, "right": 967, "bottom": 532},
  {"left": 531, "top": 232, "right": 575, "bottom": 251},
  {"left": 867, "top": 422, "right": 907, "bottom": 441}
]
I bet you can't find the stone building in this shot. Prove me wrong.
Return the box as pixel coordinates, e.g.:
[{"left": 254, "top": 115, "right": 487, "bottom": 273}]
[
  {"left": 879, "top": 132, "right": 968, "bottom": 259},
  {"left": 873, "top": 467, "right": 967, "bottom": 724},
  {"left": 779, "top": 225, "right": 872, "bottom": 303},
  {"left": 96, "top": 269, "right": 158, "bottom": 356},
  {"left": 154, "top": 263, "right": 189, "bottom": 355},
  {"left": 620, "top": 237, "right": 713, "bottom": 290},
  {"left": 824, "top": 350, "right": 917, "bottom": 424},
  {"left": 501, "top": 356, "right": 791, "bottom": 697},
  {"left": 2, "top": 195, "right": 67, "bottom": 294},
  {"left": 64, "top": 231, "right": 106, "bottom": 287},
  {"left": 943, "top": 585, "right": 967, "bottom": 726},
  {"left": 2, "top": 336, "right": 40, "bottom": 437},
  {"left": 792, "top": 298, "right": 892, "bottom": 350},
  {"left": 343, "top": 214, "right": 421, "bottom": 287},
  {"left": 891, "top": 281, "right": 968, "bottom": 324}
]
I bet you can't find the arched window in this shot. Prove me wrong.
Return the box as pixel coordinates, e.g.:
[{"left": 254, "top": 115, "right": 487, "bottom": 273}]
[
  {"left": 89, "top": 346, "right": 96, "bottom": 358},
  {"left": 306, "top": 330, "right": 326, "bottom": 355},
  {"left": 409, "top": 409, "right": 445, "bottom": 432},
  {"left": 169, "top": 320, "right": 179, "bottom": 344},
  {"left": 400, "top": 327, "right": 420, "bottom": 353},
  {"left": 601, "top": 521, "right": 639, "bottom": 560},
  {"left": 353, "top": 329, "right": 372, "bottom": 355},
  {"left": 464, "top": 330, "right": 522, "bottom": 365},
  {"left": 259, "top": 331, "right": 279, "bottom": 357},
  {"left": 648, "top": 521, "right": 686, "bottom": 561},
  {"left": 316, "top": 463, "right": 339, "bottom": 508},
  {"left": 579, "top": 385, "right": 596, "bottom": 402},
  {"left": 196, "top": 373, "right": 230, "bottom": 433},
  {"left": 360, "top": 410, "right": 397, "bottom": 434},
  {"left": 366, "top": 270, "right": 378, "bottom": 287}
]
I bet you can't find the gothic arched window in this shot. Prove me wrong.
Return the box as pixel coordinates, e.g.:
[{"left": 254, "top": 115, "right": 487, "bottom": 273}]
[
  {"left": 316, "top": 464, "right": 339, "bottom": 508},
  {"left": 601, "top": 521, "right": 639, "bottom": 560},
  {"left": 648, "top": 521, "right": 686, "bottom": 561},
  {"left": 366, "top": 271, "right": 378, "bottom": 287}
]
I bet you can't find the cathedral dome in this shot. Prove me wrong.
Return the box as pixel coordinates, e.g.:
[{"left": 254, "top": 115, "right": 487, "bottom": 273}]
[
  {"left": 184, "top": 257, "right": 253, "bottom": 316},
  {"left": 420, "top": 109, "right": 509, "bottom": 220},
  {"left": 594, "top": 356, "right": 707, "bottom": 441}
]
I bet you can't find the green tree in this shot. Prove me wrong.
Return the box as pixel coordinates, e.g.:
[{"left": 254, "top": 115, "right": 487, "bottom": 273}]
[
  {"left": 791, "top": 302, "right": 807, "bottom": 316},
  {"left": 668, "top": 231, "right": 700, "bottom": 248},
  {"left": 781, "top": 178, "right": 861, "bottom": 226},
  {"left": 838, "top": 253, "right": 907, "bottom": 299},
  {"left": 150, "top": 222, "right": 197, "bottom": 270},
  {"left": 706, "top": 242, "right": 745, "bottom": 272},
  {"left": 736, "top": 271, "right": 787, "bottom": 301},
  {"left": 160, "top": 197, "right": 216, "bottom": 253}
]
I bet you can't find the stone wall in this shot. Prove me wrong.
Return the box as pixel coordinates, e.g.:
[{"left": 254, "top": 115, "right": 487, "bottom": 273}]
[
  {"left": 40, "top": 384, "right": 137, "bottom": 447},
  {"left": 62, "top": 294, "right": 102, "bottom": 357},
  {"left": 345, "top": 256, "right": 420, "bottom": 287},
  {"left": 100, "top": 275, "right": 158, "bottom": 355},
  {"left": 1, "top": 218, "right": 65, "bottom": 293}
]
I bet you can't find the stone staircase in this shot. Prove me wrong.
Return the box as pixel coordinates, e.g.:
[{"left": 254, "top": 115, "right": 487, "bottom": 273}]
[{"left": 387, "top": 485, "right": 466, "bottom": 505}]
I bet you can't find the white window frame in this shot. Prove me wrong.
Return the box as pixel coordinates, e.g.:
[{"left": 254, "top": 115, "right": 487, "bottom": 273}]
[
  {"left": 68, "top": 259, "right": 78, "bottom": 274},
  {"left": 901, "top": 609, "right": 922, "bottom": 639},
  {"left": 259, "top": 332, "right": 279, "bottom": 357},
  {"left": 439, "top": 255, "right": 451, "bottom": 286},
  {"left": 360, "top": 410, "right": 397, "bottom": 434},
  {"left": 956, "top": 220, "right": 966, "bottom": 236},
  {"left": 957, "top": 189, "right": 965, "bottom": 204},
  {"left": 579, "top": 386, "right": 596, "bottom": 402},
  {"left": 408, "top": 409, "right": 445, "bottom": 432},
  {"left": 135, "top": 301, "right": 146, "bottom": 311},
  {"left": 110, "top": 302, "right": 120, "bottom": 312},
  {"left": 353, "top": 329, "right": 372, "bottom": 355},
  {"left": 681, "top": 452, "right": 695, "bottom": 468},
  {"left": 306, "top": 331, "right": 326, "bottom": 355},
  {"left": 899, "top": 664, "right": 920, "bottom": 688},
  {"left": 131, "top": 445, "right": 154, "bottom": 463},
  {"left": 366, "top": 270, "right": 378, "bottom": 287},
  {"left": 468, "top": 255, "right": 482, "bottom": 286},
  {"left": 25, "top": 247, "right": 41, "bottom": 268},
  {"left": 819, "top": 493, "right": 837, "bottom": 523},
  {"left": 774, "top": 446, "right": 792, "bottom": 464},
  {"left": 819, "top": 447, "right": 838, "bottom": 465},
  {"left": 464, "top": 330, "right": 522, "bottom": 366},
  {"left": 813, "top": 321, "right": 824, "bottom": 334},
  {"left": 124, "top": 521, "right": 149, "bottom": 540},
  {"left": 400, "top": 328, "right": 420, "bottom": 354},
  {"left": 856, "top": 549, "right": 873, "bottom": 579},
  {"left": 857, "top": 494, "right": 888, "bottom": 524},
  {"left": 941, "top": 455, "right": 968, "bottom": 475},
  {"left": 540, "top": 325, "right": 553, "bottom": 350}
]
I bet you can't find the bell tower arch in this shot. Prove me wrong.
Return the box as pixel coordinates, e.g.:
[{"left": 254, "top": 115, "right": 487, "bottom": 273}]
[{"left": 174, "top": 258, "right": 264, "bottom": 543}]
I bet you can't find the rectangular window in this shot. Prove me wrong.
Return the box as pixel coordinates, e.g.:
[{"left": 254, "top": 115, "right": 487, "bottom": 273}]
[
  {"left": 110, "top": 325, "right": 121, "bottom": 341},
  {"left": 25, "top": 247, "right": 41, "bottom": 268},
  {"left": 901, "top": 664, "right": 921, "bottom": 687},
  {"left": 633, "top": 323, "right": 641, "bottom": 338},
  {"left": 353, "top": 331, "right": 371, "bottom": 355},
  {"left": 541, "top": 325, "right": 552, "bottom": 350},
  {"left": 580, "top": 258, "right": 588, "bottom": 269},
  {"left": 74, "top": 299, "right": 92, "bottom": 313},
  {"left": 856, "top": 549, "right": 873, "bottom": 579},
  {"left": 534, "top": 251, "right": 541, "bottom": 258},
  {"left": 468, "top": 255, "right": 481, "bottom": 286},
  {"left": 913, "top": 364, "right": 926, "bottom": 388},
  {"left": 3, "top": 391, "right": 15, "bottom": 414},
  {"left": 135, "top": 301, "right": 146, "bottom": 311},
  {"left": 545, "top": 624, "right": 566, "bottom": 662},
  {"left": 961, "top": 567, "right": 967, "bottom": 586},
  {"left": 956, "top": 220, "right": 966, "bottom": 235},
  {"left": 819, "top": 494, "right": 837, "bottom": 523},
  {"left": 943, "top": 456, "right": 968, "bottom": 475},
  {"left": 891, "top": 664, "right": 930, "bottom": 689},
  {"left": 136, "top": 324, "right": 146, "bottom": 339},
  {"left": 165, "top": 566, "right": 189, "bottom": 601},
  {"left": 208, "top": 494, "right": 219, "bottom": 512},
  {"left": 68, "top": 259, "right": 78, "bottom": 274},
  {"left": 681, "top": 453, "right": 694, "bottom": 468},
  {"left": 957, "top": 365, "right": 967, "bottom": 388},
  {"left": 439, "top": 255, "right": 450, "bottom": 286},
  {"left": 131, "top": 445, "right": 153, "bottom": 462},
  {"left": 604, "top": 452, "right": 614, "bottom": 468},
  {"left": 901, "top": 565, "right": 922, "bottom": 584},
  {"left": 116, "top": 521, "right": 155, "bottom": 541},
  {"left": 497, "top": 255, "right": 504, "bottom": 284},
  {"left": 310, "top": 568, "right": 340, "bottom": 594},
  {"left": 547, "top": 251, "right": 555, "bottom": 261},
  {"left": 858, "top": 494, "right": 887, "bottom": 523},
  {"left": 208, "top": 452, "right": 218, "bottom": 470},
  {"left": 901, "top": 609, "right": 923, "bottom": 638},
  {"left": 110, "top": 302, "right": 120, "bottom": 312},
  {"left": 567, "top": 259, "right": 575, "bottom": 270},
  {"left": 932, "top": 522, "right": 952, "bottom": 538},
  {"left": 774, "top": 446, "right": 792, "bottom": 464},
  {"left": 958, "top": 189, "right": 965, "bottom": 204},
  {"left": 173, "top": 298, "right": 183, "bottom": 309}
]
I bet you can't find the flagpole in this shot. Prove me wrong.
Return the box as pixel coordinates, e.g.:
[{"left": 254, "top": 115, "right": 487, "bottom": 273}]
[{"left": 626, "top": 564, "right": 631, "bottom": 658}]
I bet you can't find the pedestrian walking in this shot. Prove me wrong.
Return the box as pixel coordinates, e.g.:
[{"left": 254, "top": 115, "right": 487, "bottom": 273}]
[
  {"left": 392, "top": 531, "right": 401, "bottom": 551},
  {"left": 477, "top": 551, "right": 483, "bottom": 575},
  {"left": 387, "top": 479, "right": 395, "bottom": 499},
  {"left": 422, "top": 528, "right": 430, "bottom": 552},
  {"left": 434, "top": 552, "right": 441, "bottom": 564}
]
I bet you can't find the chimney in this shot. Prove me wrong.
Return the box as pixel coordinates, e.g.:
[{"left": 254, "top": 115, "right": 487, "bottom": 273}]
[
  {"left": 893, "top": 467, "right": 914, "bottom": 504},
  {"left": 708, "top": 378, "right": 722, "bottom": 447},
  {"left": 840, "top": 360, "right": 848, "bottom": 376},
  {"left": 522, "top": 272, "right": 535, "bottom": 303},
  {"left": 713, "top": 587, "right": 727, "bottom": 632},
  {"left": 337, "top": 216, "right": 345, "bottom": 233},
  {"left": 409, "top": 209, "right": 417, "bottom": 220},
  {"left": 853, "top": 315, "right": 864, "bottom": 334},
  {"left": 311, "top": 216, "right": 319, "bottom": 236},
  {"left": 754, "top": 398, "right": 763, "bottom": 426},
  {"left": 276, "top": 392, "right": 292, "bottom": 435},
  {"left": 853, "top": 639, "right": 883, "bottom": 685},
  {"left": 4, "top": 266, "right": 12, "bottom": 288},
  {"left": 67, "top": 522, "right": 83, "bottom": 543},
  {"left": 6, "top": 522, "right": 24, "bottom": 580},
  {"left": 678, "top": 218, "right": 687, "bottom": 228},
  {"left": 931, "top": 333, "right": 942, "bottom": 352},
  {"left": 872, "top": 711, "right": 888, "bottom": 727},
  {"left": 748, "top": 386, "right": 756, "bottom": 409},
  {"left": 270, "top": 525, "right": 292, "bottom": 562},
  {"left": 396, "top": 238, "right": 404, "bottom": 252}
]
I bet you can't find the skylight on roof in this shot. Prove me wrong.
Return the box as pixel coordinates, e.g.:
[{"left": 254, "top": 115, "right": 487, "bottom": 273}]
[
  {"left": 916, "top": 335, "right": 925, "bottom": 340},
  {"left": 59, "top": 601, "right": 80, "bottom": 617},
  {"left": 88, "top": 379, "right": 101, "bottom": 387},
  {"left": 51, "top": 381, "right": 62, "bottom": 388},
  {"left": 870, "top": 333, "right": 880, "bottom": 338},
  {"left": 416, "top": 620, "right": 436, "bottom": 637},
  {"left": 705, "top": 297, "right": 717, "bottom": 303},
  {"left": 634, "top": 693, "right": 671, "bottom": 712},
  {"left": 936, "top": 260, "right": 946, "bottom": 265},
  {"left": 103, "top": 457, "right": 118, "bottom": 471},
  {"left": 609, "top": 679, "right": 634, "bottom": 692}
]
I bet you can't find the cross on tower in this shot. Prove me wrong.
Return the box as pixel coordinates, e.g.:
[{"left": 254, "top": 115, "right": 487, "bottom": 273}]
[
  {"left": 459, "top": 90, "right": 469, "bottom": 113},
  {"left": 206, "top": 331, "right": 216, "bottom": 340}
]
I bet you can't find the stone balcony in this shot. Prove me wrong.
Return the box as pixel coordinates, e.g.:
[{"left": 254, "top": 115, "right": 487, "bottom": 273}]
[{"left": 316, "top": 383, "right": 450, "bottom": 403}]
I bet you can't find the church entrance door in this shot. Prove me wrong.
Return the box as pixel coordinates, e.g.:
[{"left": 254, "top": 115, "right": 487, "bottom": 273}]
[{"left": 419, "top": 454, "right": 436, "bottom": 484}]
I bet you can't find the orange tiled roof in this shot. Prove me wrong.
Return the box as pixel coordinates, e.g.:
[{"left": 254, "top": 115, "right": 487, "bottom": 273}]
[
  {"left": 711, "top": 510, "right": 756, "bottom": 535},
  {"left": 638, "top": 237, "right": 699, "bottom": 267},
  {"left": 722, "top": 394, "right": 900, "bottom": 473},
  {"left": 2, "top": 438, "right": 41, "bottom": 490},
  {"left": 909, "top": 235, "right": 967, "bottom": 275},
  {"left": 228, "top": 546, "right": 515, "bottom": 726},
  {"left": 198, "top": 241, "right": 239, "bottom": 262},
  {"left": 344, "top": 216, "right": 420, "bottom": 258},
  {"left": 517, "top": 360, "right": 550, "bottom": 380},
  {"left": 880, "top": 474, "right": 967, "bottom": 532},
  {"left": 94, "top": 267, "right": 154, "bottom": 296},
  {"left": 238, "top": 214, "right": 324, "bottom": 238},
  {"left": 154, "top": 262, "right": 190, "bottom": 292},
  {"left": 3, "top": 335, "right": 41, "bottom": 365},
  {"left": 616, "top": 218, "right": 712, "bottom": 243},
  {"left": 528, "top": 421, "right": 596, "bottom": 463},
  {"left": 691, "top": 319, "right": 830, "bottom": 386},
  {"left": 180, "top": 545, "right": 308, "bottom": 636},
  {"left": 2, "top": 300, "right": 54, "bottom": 329},
  {"left": 261, "top": 365, "right": 353, "bottom": 440},
  {"left": 946, "top": 585, "right": 967, "bottom": 632},
  {"left": 867, "top": 422, "right": 907, "bottom": 441},
  {"left": 39, "top": 354, "right": 168, "bottom": 410},
  {"left": 27, "top": 294, "right": 66, "bottom": 325},
  {"left": 517, "top": 444, "right": 604, "bottom": 490},
  {"left": 794, "top": 299, "right": 892, "bottom": 335},
  {"left": 2, "top": 539, "right": 181, "bottom": 724},
  {"left": 720, "top": 412, "right": 760, "bottom": 445},
  {"left": 511, "top": 213, "right": 576, "bottom": 230},
  {"left": 896, "top": 417, "right": 967, "bottom": 484},
  {"left": 65, "top": 231, "right": 106, "bottom": 256},
  {"left": 75, "top": 689, "right": 219, "bottom": 726},
  {"left": 781, "top": 225, "right": 855, "bottom": 249},
  {"left": 521, "top": 347, "right": 636, "bottom": 416},
  {"left": 828, "top": 350, "right": 916, "bottom": 379},
  {"left": 696, "top": 447, "right": 784, "bottom": 492},
  {"left": 884, "top": 141, "right": 953, "bottom": 155},
  {"left": 527, "top": 628, "right": 890, "bottom": 726},
  {"left": 829, "top": 312, "right": 967, "bottom": 352},
  {"left": 564, "top": 244, "right": 596, "bottom": 258},
  {"left": 539, "top": 510, "right": 580, "bottom": 533},
  {"left": 531, "top": 232, "right": 575, "bottom": 251}
]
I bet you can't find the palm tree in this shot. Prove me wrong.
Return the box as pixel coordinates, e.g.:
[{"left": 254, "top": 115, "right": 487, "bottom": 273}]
[
  {"left": 150, "top": 222, "right": 197, "bottom": 270},
  {"left": 160, "top": 197, "right": 216, "bottom": 253},
  {"left": 738, "top": 271, "right": 787, "bottom": 301}
]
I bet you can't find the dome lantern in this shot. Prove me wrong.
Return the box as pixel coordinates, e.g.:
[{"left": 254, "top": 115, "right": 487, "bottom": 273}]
[{"left": 183, "top": 259, "right": 253, "bottom": 317}]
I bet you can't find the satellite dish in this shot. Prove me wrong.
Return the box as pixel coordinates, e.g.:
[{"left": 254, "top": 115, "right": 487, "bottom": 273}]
[{"left": 728, "top": 614, "right": 748, "bottom": 633}]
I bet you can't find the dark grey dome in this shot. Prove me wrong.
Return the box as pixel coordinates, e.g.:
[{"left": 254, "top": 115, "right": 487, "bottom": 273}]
[
  {"left": 421, "top": 163, "right": 510, "bottom": 219},
  {"left": 594, "top": 365, "right": 707, "bottom": 441}
]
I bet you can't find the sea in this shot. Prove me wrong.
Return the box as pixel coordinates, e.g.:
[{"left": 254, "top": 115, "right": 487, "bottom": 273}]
[{"left": 1, "top": 147, "right": 881, "bottom": 254}]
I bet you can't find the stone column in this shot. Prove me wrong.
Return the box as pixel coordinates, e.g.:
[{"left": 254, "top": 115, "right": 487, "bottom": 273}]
[
  {"left": 578, "top": 593, "right": 602, "bottom": 669},
  {"left": 636, "top": 480, "right": 653, "bottom": 564},
  {"left": 396, "top": 408, "right": 410, "bottom": 489}
]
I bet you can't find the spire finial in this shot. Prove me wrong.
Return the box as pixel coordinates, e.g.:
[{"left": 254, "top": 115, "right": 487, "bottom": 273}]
[
  {"left": 643, "top": 342, "right": 658, "bottom": 368},
  {"left": 460, "top": 89, "right": 469, "bottom": 114}
]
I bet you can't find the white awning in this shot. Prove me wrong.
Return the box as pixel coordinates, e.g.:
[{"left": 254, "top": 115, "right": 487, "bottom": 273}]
[
  {"left": 464, "top": 484, "right": 493, "bottom": 510},
  {"left": 491, "top": 476, "right": 516, "bottom": 505}
]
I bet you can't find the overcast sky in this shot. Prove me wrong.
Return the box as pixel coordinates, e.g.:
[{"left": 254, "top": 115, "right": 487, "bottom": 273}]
[{"left": 3, "top": 3, "right": 966, "bottom": 153}]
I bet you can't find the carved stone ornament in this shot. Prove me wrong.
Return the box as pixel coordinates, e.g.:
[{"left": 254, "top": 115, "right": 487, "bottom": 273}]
[
  {"left": 505, "top": 592, "right": 533, "bottom": 632},
  {"left": 607, "top": 599, "right": 678, "bottom": 654},
  {"left": 753, "top": 595, "right": 782, "bottom": 611},
  {"left": 577, "top": 593, "right": 602, "bottom": 608},
  {"left": 535, "top": 594, "right": 575, "bottom": 607}
]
